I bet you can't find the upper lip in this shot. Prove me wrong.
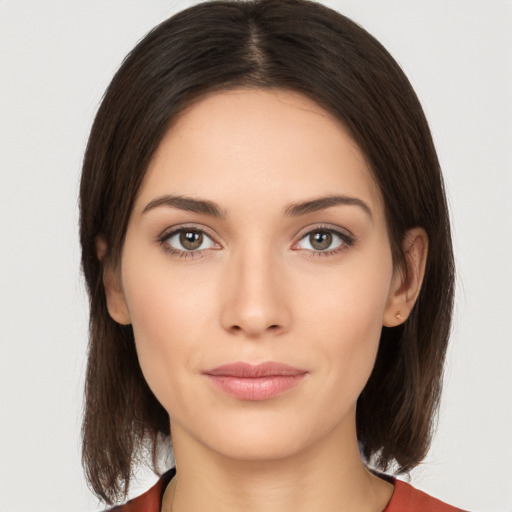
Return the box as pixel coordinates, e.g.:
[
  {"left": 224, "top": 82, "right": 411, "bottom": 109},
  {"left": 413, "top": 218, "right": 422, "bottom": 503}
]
[{"left": 204, "top": 361, "right": 307, "bottom": 378}]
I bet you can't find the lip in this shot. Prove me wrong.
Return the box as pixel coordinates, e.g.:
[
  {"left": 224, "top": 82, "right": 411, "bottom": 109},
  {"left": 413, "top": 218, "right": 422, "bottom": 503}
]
[{"left": 204, "top": 362, "right": 308, "bottom": 401}]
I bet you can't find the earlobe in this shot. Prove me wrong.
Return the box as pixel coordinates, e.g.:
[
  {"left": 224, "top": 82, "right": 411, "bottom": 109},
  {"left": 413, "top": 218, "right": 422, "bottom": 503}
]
[
  {"left": 95, "top": 236, "right": 131, "bottom": 326},
  {"left": 383, "top": 228, "right": 428, "bottom": 327}
]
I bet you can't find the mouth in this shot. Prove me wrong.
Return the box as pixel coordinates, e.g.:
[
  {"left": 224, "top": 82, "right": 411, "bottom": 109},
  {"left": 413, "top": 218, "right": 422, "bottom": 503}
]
[{"left": 203, "top": 361, "right": 308, "bottom": 401}]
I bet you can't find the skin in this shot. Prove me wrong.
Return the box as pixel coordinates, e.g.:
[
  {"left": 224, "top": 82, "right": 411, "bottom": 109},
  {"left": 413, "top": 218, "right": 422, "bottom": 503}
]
[{"left": 101, "top": 89, "right": 428, "bottom": 512}]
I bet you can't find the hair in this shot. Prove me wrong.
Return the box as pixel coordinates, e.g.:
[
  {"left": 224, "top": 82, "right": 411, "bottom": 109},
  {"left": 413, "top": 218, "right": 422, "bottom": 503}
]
[{"left": 79, "top": 0, "right": 455, "bottom": 504}]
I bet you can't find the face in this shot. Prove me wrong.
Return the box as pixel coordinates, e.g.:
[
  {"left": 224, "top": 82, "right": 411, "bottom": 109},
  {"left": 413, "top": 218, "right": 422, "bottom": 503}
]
[{"left": 109, "top": 89, "right": 404, "bottom": 462}]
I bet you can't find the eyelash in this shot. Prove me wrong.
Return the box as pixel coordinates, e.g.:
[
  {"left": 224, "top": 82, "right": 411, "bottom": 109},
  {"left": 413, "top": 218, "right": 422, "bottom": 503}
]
[{"left": 157, "top": 225, "right": 355, "bottom": 260}]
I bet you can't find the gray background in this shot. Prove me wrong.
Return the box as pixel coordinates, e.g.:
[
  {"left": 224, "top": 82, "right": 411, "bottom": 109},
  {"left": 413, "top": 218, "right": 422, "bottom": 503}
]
[{"left": 0, "top": 1, "right": 511, "bottom": 510}]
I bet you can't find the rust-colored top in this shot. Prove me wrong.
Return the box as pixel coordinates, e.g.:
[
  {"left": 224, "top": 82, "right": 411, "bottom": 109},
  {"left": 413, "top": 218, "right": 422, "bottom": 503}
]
[{"left": 110, "top": 468, "right": 465, "bottom": 512}]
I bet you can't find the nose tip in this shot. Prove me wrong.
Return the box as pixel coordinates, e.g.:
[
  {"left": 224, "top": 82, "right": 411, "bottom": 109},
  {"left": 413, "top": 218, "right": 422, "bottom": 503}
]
[{"left": 219, "top": 255, "right": 291, "bottom": 338}]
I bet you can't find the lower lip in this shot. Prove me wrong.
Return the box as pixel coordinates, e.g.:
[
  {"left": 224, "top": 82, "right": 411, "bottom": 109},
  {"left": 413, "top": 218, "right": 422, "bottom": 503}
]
[{"left": 205, "top": 374, "right": 306, "bottom": 401}]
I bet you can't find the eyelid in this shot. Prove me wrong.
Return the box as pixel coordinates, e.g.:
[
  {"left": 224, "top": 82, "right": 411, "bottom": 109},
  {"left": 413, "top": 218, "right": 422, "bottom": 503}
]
[
  {"left": 293, "top": 222, "right": 354, "bottom": 239},
  {"left": 158, "top": 223, "right": 220, "bottom": 244}
]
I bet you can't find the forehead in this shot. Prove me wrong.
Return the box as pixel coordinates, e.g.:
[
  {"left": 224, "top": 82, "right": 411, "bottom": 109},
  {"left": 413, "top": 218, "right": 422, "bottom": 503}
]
[{"left": 136, "top": 88, "right": 384, "bottom": 219}]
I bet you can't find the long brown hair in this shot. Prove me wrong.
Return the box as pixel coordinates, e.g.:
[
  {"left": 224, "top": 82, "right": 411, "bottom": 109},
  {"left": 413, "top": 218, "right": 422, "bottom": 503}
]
[{"left": 80, "top": 0, "right": 455, "bottom": 504}]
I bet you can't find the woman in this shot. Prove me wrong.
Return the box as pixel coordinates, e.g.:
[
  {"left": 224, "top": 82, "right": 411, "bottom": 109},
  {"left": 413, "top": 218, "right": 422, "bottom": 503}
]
[{"left": 79, "top": 0, "right": 463, "bottom": 510}]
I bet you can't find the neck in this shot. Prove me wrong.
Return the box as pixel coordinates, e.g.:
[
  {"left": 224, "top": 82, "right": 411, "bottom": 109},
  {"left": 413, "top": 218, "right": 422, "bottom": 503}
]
[{"left": 162, "top": 418, "right": 393, "bottom": 512}]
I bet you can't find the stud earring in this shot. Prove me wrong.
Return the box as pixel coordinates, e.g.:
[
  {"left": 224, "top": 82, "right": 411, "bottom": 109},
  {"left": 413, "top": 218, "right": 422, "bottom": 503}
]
[{"left": 395, "top": 311, "right": 403, "bottom": 321}]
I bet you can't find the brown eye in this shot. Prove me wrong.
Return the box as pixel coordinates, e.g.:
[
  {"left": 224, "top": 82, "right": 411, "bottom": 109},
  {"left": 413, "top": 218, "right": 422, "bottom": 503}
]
[
  {"left": 180, "top": 230, "right": 203, "bottom": 250},
  {"left": 164, "top": 228, "right": 217, "bottom": 252},
  {"left": 295, "top": 228, "right": 351, "bottom": 254},
  {"left": 309, "top": 231, "right": 332, "bottom": 251}
]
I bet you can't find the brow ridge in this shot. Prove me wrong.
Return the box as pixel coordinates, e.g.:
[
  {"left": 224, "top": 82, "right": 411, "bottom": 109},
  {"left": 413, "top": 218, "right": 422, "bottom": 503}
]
[{"left": 142, "top": 193, "right": 372, "bottom": 220}]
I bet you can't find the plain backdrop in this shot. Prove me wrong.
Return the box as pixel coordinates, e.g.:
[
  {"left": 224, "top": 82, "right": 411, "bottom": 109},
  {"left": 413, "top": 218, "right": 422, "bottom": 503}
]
[{"left": 0, "top": 1, "right": 511, "bottom": 511}]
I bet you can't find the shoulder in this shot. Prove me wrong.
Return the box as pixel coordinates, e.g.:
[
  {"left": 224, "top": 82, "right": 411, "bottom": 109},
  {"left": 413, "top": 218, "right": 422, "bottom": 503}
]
[
  {"left": 384, "top": 477, "right": 467, "bottom": 512},
  {"left": 106, "top": 468, "right": 176, "bottom": 512}
]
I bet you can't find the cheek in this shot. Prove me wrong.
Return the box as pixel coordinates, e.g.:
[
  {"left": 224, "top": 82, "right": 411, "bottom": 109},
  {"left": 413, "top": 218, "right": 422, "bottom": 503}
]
[
  {"left": 127, "top": 282, "right": 179, "bottom": 405},
  {"left": 302, "top": 250, "right": 392, "bottom": 337},
  {"left": 298, "top": 250, "right": 393, "bottom": 396},
  {"left": 120, "top": 254, "right": 217, "bottom": 405}
]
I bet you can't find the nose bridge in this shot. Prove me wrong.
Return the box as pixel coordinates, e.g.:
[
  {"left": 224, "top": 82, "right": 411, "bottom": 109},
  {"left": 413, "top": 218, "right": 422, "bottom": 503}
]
[{"left": 220, "top": 237, "right": 290, "bottom": 337}]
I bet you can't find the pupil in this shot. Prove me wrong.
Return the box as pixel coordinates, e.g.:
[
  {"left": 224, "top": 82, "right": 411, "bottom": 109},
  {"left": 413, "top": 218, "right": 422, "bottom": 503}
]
[
  {"left": 180, "top": 230, "right": 202, "bottom": 250},
  {"left": 311, "top": 231, "right": 332, "bottom": 250}
]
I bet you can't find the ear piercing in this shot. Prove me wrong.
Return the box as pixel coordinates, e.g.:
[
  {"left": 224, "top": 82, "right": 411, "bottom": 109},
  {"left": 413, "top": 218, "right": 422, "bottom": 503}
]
[{"left": 395, "top": 311, "right": 403, "bottom": 321}]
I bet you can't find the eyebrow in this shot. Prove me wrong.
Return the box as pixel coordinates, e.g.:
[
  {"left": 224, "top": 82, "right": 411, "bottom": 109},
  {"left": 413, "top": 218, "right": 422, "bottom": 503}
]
[
  {"left": 142, "top": 193, "right": 373, "bottom": 220},
  {"left": 142, "top": 195, "right": 227, "bottom": 218},
  {"left": 283, "top": 195, "right": 373, "bottom": 219}
]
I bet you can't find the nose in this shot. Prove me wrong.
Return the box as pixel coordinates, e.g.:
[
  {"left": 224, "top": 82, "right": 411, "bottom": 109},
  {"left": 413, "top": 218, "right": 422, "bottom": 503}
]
[{"left": 219, "top": 244, "right": 291, "bottom": 338}]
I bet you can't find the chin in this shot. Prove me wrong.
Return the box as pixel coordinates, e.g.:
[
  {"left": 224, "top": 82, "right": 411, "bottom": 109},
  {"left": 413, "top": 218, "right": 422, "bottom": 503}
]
[
  {"left": 207, "top": 429, "right": 311, "bottom": 462},
  {"left": 180, "top": 404, "right": 350, "bottom": 464}
]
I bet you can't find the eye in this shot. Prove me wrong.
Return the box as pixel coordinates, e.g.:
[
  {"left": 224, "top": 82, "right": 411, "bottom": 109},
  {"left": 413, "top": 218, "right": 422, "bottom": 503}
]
[
  {"left": 295, "top": 228, "right": 353, "bottom": 255},
  {"left": 162, "top": 228, "right": 218, "bottom": 253}
]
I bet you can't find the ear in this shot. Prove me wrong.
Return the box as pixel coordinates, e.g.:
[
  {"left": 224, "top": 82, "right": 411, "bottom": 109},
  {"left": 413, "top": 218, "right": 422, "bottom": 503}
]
[
  {"left": 95, "top": 236, "right": 131, "bottom": 325},
  {"left": 383, "top": 227, "right": 428, "bottom": 327}
]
